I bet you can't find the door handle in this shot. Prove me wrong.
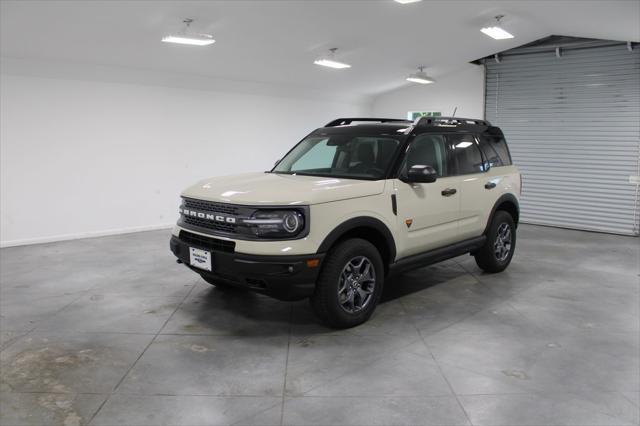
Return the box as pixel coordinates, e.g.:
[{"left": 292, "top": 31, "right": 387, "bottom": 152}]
[
  {"left": 441, "top": 188, "right": 457, "bottom": 197},
  {"left": 485, "top": 182, "right": 497, "bottom": 190}
]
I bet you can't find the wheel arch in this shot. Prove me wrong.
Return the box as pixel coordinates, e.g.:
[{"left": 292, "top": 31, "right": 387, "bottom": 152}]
[
  {"left": 317, "top": 216, "right": 397, "bottom": 273},
  {"left": 484, "top": 194, "right": 520, "bottom": 235}
]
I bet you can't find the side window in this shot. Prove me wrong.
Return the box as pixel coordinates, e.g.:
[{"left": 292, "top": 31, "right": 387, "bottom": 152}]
[
  {"left": 401, "top": 134, "right": 449, "bottom": 177},
  {"left": 291, "top": 138, "right": 337, "bottom": 171},
  {"left": 449, "top": 134, "right": 486, "bottom": 175},
  {"left": 490, "top": 135, "right": 512, "bottom": 166},
  {"left": 478, "top": 136, "right": 504, "bottom": 169}
]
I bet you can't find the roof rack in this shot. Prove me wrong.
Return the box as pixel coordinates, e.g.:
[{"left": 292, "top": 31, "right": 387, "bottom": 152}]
[
  {"left": 325, "top": 117, "right": 412, "bottom": 127},
  {"left": 415, "top": 116, "right": 491, "bottom": 127}
]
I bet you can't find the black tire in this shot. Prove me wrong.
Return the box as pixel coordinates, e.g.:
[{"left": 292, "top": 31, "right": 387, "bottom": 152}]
[
  {"left": 201, "top": 275, "right": 244, "bottom": 291},
  {"left": 311, "top": 238, "right": 384, "bottom": 329},
  {"left": 474, "top": 210, "right": 516, "bottom": 273}
]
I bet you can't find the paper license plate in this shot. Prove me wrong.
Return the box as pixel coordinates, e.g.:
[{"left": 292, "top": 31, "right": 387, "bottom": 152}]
[{"left": 189, "top": 247, "right": 212, "bottom": 271}]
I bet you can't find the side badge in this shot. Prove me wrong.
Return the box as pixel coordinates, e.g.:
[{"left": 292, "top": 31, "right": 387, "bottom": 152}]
[{"left": 405, "top": 219, "right": 413, "bottom": 228}]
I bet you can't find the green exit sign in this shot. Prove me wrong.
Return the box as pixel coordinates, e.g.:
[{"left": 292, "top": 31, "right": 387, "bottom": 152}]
[{"left": 408, "top": 111, "right": 442, "bottom": 120}]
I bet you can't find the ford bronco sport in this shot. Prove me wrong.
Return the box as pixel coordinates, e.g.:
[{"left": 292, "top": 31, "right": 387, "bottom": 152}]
[{"left": 170, "top": 116, "right": 521, "bottom": 328}]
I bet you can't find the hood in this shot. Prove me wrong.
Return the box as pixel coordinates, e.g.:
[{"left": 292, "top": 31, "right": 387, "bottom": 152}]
[{"left": 181, "top": 172, "right": 386, "bottom": 206}]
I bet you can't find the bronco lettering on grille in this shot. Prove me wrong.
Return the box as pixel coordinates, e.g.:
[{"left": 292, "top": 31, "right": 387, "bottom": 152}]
[{"left": 179, "top": 208, "right": 236, "bottom": 224}]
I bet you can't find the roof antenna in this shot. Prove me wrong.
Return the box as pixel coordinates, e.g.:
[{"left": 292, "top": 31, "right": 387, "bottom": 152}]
[{"left": 451, "top": 107, "right": 458, "bottom": 117}]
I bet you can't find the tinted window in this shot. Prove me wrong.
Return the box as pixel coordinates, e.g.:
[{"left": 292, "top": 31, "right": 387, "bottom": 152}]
[
  {"left": 479, "top": 135, "right": 512, "bottom": 167},
  {"left": 492, "top": 136, "right": 512, "bottom": 166},
  {"left": 401, "top": 134, "right": 449, "bottom": 177},
  {"left": 478, "top": 137, "right": 504, "bottom": 169},
  {"left": 273, "top": 135, "right": 402, "bottom": 180},
  {"left": 449, "top": 134, "right": 486, "bottom": 175}
]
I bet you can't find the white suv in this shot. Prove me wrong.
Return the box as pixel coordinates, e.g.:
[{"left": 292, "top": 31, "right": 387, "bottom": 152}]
[{"left": 170, "top": 117, "right": 521, "bottom": 328}]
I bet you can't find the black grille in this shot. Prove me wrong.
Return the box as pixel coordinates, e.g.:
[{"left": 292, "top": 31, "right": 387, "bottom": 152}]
[
  {"left": 181, "top": 198, "right": 242, "bottom": 234},
  {"left": 183, "top": 216, "right": 237, "bottom": 233},
  {"left": 183, "top": 198, "right": 239, "bottom": 215},
  {"left": 179, "top": 230, "right": 235, "bottom": 253}
]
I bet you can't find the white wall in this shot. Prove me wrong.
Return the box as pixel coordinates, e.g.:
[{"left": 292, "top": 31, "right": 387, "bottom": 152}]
[
  {"left": 0, "top": 63, "right": 483, "bottom": 247},
  {"left": 0, "top": 74, "right": 369, "bottom": 246},
  {"left": 372, "top": 65, "right": 484, "bottom": 119}
]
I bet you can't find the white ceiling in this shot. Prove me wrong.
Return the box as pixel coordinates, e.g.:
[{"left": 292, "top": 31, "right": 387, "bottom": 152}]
[{"left": 1, "top": 0, "right": 639, "bottom": 100}]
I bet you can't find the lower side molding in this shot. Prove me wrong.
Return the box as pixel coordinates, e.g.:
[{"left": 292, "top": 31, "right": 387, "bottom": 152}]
[{"left": 390, "top": 236, "right": 486, "bottom": 274}]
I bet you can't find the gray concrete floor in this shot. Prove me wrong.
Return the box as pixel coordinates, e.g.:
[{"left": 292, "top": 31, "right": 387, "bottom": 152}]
[{"left": 0, "top": 224, "right": 638, "bottom": 426}]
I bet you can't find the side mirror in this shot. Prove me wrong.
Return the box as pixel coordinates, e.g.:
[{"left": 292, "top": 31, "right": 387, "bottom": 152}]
[{"left": 402, "top": 165, "right": 438, "bottom": 183}]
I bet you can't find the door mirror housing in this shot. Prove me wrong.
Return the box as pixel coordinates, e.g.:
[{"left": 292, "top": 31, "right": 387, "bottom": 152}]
[{"left": 402, "top": 165, "right": 438, "bottom": 183}]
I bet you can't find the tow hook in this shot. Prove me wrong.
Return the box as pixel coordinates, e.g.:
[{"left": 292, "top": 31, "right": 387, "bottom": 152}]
[{"left": 176, "top": 259, "right": 183, "bottom": 264}]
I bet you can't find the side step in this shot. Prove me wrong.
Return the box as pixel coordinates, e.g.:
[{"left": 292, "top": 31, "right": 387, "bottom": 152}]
[{"left": 390, "top": 236, "right": 486, "bottom": 274}]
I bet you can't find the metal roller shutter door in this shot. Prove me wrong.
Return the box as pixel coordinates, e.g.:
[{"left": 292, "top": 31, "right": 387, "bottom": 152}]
[{"left": 484, "top": 42, "right": 640, "bottom": 236}]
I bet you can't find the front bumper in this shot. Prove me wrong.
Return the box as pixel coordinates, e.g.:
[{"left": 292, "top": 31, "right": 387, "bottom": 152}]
[{"left": 170, "top": 231, "right": 323, "bottom": 301}]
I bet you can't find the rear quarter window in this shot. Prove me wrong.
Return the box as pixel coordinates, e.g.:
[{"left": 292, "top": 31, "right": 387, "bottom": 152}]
[{"left": 479, "top": 133, "right": 512, "bottom": 167}]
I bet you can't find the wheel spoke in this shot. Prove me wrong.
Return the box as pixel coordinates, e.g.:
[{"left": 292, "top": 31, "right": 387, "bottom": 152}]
[
  {"left": 342, "top": 289, "right": 354, "bottom": 309},
  {"left": 352, "top": 257, "right": 365, "bottom": 272},
  {"left": 362, "top": 262, "right": 371, "bottom": 278},
  {"left": 494, "top": 223, "right": 513, "bottom": 261},
  {"left": 337, "top": 255, "right": 376, "bottom": 314}
]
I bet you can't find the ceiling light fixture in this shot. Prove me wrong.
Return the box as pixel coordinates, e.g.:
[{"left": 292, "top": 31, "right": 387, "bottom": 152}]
[
  {"left": 162, "top": 18, "right": 215, "bottom": 46},
  {"left": 480, "top": 15, "right": 514, "bottom": 40},
  {"left": 394, "top": 0, "right": 422, "bottom": 3},
  {"left": 314, "top": 48, "right": 351, "bottom": 69},
  {"left": 406, "top": 66, "right": 435, "bottom": 84}
]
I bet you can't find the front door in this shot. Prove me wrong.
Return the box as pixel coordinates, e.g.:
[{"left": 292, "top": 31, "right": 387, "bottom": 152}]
[{"left": 393, "top": 134, "right": 460, "bottom": 258}]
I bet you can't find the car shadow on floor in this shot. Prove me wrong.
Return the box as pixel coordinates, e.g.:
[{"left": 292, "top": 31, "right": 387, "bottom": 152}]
[
  {"left": 181, "top": 260, "right": 475, "bottom": 334},
  {"left": 380, "top": 266, "right": 467, "bottom": 303}
]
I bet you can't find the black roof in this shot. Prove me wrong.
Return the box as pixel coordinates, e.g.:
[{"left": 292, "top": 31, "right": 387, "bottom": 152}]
[
  {"left": 315, "top": 117, "right": 496, "bottom": 137},
  {"left": 313, "top": 122, "right": 411, "bottom": 137}
]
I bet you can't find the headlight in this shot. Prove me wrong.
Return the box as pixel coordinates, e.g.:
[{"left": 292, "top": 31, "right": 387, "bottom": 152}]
[{"left": 243, "top": 209, "right": 305, "bottom": 238}]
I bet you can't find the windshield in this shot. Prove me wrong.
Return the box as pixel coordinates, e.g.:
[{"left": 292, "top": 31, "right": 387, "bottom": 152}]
[{"left": 272, "top": 134, "right": 403, "bottom": 180}]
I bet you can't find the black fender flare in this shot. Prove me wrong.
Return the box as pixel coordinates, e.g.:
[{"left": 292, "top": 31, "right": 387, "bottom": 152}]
[
  {"left": 316, "top": 216, "right": 397, "bottom": 262},
  {"left": 484, "top": 194, "right": 520, "bottom": 235}
]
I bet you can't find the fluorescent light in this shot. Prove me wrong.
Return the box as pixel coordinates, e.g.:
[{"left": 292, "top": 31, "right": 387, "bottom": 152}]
[
  {"left": 162, "top": 34, "right": 215, "bottom": 46},
  {"left": 314, "top": 48, "right": 351, "bottom": 69},
  {"left": 481, "top": 15, "right": 514, "bottom": 40},
  {"left": 394, "top": 0, "right": 422, "bottom": 3},
  {"left": 162, "top": 18, "right": 215, "bottom": 46},
  {"left": 406, "top": 76, "right": 434, "bottom": 84},
  {"left": 480, "top": 26, "right": 514, "bottom": 40},
  {"left": 314, "top": 59, "right": 351, "bottom": 69},
  {"left": 406, "top": 66, "right": 435, "bottom": 84}
]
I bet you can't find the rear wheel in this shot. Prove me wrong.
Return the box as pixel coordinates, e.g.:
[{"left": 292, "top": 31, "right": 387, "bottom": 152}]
[
  {"left": 474, "top": 210, "right": 516, "bottom": 273},
  {"left": 311, "top": 238, "right": 384, "bottom": 328}
]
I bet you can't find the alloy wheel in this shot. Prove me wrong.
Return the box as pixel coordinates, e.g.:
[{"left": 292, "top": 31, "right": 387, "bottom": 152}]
[
  {"left": 337, "top": 256, "right": 376, "bottom": 314},
  {"left": 494, "top": 223, "right": 512, "bottom": 261}
]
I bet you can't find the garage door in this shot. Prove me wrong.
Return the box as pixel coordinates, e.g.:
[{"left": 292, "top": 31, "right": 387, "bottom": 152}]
[{"left": 484, "top": 38, "right": 640, "bottom": 236}]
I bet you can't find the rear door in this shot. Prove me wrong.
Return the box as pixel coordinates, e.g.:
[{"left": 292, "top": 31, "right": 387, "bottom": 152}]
[
  {"left": 393, "top": 134, "right": 461, "bottom": 258},
  {"left": 448, "top": 133, "right": 495, "bottom": 239}
]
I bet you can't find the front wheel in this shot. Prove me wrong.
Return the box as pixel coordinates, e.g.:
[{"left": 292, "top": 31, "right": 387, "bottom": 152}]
[
  {"left": 474, "top": 210, "right": 516, "bottom": 273},
  {"left": 311, "top": 238, "right": 384, "bottom": 329}
]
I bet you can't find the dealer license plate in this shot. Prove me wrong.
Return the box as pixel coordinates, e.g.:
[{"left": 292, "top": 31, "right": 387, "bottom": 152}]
[{"left": 189, "top": 247, "right": 212, "bottom": 271}]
